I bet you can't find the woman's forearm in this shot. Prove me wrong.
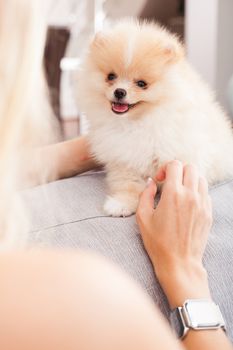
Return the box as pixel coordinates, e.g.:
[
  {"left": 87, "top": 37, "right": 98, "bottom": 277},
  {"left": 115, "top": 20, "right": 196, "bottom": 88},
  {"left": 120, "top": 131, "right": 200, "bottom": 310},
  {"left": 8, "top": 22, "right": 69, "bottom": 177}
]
[
  {"left": 183, "top": 328, "right": 232, "bottom": 350},
  {"left": 45, "top": 136, "right": 100, "bottom": 181},
  {"left": 19, "top": 136, "right": 100, "bottom": 187}
]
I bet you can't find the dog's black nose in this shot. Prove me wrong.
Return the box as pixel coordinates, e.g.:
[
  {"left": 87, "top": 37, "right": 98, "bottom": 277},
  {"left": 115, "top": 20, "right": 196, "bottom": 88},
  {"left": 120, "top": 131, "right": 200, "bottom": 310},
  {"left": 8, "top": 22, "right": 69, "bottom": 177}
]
[{"left": 114, "top": 88, "right": 127, "bottom": 100}]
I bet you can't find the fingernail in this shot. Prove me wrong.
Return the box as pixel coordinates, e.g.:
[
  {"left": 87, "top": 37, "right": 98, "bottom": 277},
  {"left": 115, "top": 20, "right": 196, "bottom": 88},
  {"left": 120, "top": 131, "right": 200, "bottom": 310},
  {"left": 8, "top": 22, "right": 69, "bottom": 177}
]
[{"left": 146, "top": 177, "right": 153, "bottom": 187}]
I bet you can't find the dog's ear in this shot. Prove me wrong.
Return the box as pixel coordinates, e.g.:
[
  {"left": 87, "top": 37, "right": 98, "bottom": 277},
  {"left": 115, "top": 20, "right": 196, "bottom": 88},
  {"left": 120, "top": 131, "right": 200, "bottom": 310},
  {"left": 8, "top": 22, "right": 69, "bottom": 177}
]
[
  {"left": 91, "top": 32, "right": 108, "bottom": 49},
  {"left": 162, "top": 41, "right": 185, "bottom": 64}
]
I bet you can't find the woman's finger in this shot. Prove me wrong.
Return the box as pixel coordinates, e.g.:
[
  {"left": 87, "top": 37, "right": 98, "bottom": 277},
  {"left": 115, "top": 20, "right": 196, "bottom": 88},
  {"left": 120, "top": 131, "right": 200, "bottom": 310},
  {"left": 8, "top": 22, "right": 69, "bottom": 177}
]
[
  {"left": 155, "top": 165, "right": 166, "bottom": 182},
  {"left": 198, "top": 176, "right": 209, "bottom": 195},
  {"left": 137, "top": 179, "right": 157, "bottom": 221},
  {"left": 183, "top": 164, "right": 199, "bottom": 191},
  {"left": 163, "top": 160, "right": 183, "bottom": 188}
]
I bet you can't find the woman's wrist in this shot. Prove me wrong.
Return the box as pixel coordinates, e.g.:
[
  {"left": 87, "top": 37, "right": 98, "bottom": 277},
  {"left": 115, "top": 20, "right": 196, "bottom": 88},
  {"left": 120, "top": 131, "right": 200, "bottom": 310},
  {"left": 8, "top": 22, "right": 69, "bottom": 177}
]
[{"left": 155, "top": 261, "right": 211, "bottom": 309}]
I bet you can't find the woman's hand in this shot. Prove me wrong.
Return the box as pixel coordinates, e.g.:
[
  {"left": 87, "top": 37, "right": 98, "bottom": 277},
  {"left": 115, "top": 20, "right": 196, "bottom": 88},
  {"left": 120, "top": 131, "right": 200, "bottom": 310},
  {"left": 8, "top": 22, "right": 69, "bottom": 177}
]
[{"left": 136, "top": 160, "right": 213, "bottom": 308}]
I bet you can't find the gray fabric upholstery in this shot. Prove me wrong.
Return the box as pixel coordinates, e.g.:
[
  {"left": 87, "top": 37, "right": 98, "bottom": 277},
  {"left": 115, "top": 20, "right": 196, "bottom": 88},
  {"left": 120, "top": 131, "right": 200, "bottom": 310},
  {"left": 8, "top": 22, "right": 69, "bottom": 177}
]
[{"left": 23, "top": 171, "right": 233, "bottom": 340}]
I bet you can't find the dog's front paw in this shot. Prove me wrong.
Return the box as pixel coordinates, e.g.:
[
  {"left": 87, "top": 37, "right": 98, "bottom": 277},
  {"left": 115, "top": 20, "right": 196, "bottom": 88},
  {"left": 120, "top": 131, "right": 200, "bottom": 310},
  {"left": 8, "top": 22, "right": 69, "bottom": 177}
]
[{"left": 103, "top": 196, "right": 137, "bottom": 217}]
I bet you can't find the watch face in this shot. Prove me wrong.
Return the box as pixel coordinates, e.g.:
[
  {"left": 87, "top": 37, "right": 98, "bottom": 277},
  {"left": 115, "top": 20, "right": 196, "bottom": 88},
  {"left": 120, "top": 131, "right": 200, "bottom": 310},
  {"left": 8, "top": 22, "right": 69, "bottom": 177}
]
[{"left": 184, "top": 300, "right": 223, "bottom": 328}]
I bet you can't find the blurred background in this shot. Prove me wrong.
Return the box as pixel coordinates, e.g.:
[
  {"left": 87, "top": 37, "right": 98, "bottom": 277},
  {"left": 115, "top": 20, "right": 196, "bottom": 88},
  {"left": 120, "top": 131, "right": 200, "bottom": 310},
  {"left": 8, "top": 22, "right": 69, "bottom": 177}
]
[{"left": 44, "top": 0, "right": 233, "bottom": 139}]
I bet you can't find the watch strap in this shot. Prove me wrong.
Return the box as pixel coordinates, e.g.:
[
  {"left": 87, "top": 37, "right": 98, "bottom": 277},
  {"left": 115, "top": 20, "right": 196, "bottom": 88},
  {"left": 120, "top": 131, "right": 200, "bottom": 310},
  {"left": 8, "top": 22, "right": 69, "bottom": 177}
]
[{"left": 170, "top": 307, "right": 186, "bottom": 339}]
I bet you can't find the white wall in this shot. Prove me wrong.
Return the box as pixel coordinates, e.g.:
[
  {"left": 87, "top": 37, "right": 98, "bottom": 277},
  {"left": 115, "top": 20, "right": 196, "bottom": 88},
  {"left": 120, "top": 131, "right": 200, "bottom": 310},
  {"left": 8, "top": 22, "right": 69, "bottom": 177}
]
[
  {"left": 185, "top": 0, "right": 233, "bottom": 116},
  {"left": 216, "top": 0, "right": 233, "bottom": 111},
  {"left": 185, "top": 0, "right": 218, "bottom": 87}
]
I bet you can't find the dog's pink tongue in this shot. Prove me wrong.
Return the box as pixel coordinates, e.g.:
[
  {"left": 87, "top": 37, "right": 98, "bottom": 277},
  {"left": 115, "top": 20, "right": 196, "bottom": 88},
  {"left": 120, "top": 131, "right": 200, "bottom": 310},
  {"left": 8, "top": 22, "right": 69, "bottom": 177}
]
[{"left": 112, "top": 103, "right": 129, "bottom": 113}]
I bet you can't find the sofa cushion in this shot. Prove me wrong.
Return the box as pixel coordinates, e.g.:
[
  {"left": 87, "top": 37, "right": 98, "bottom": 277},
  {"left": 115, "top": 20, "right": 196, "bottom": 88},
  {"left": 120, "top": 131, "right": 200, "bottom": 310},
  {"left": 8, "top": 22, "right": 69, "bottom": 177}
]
[{"left": 22, "top": 171, "right": 233, "bottom": 341}]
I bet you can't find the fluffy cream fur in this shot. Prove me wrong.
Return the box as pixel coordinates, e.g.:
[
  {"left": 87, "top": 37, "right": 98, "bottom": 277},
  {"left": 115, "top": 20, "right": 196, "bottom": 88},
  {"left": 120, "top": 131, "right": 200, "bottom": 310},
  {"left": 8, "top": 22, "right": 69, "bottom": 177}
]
[{"left": 76, "top": 20, "right": 233, "bottom": 217}]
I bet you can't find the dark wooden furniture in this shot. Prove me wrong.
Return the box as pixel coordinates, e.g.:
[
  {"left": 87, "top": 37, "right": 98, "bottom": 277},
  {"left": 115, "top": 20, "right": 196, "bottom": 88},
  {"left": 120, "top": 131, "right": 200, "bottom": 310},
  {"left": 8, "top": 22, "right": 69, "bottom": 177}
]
[{"left": 44, "top": 26, "right": 70, "bottom": 121}]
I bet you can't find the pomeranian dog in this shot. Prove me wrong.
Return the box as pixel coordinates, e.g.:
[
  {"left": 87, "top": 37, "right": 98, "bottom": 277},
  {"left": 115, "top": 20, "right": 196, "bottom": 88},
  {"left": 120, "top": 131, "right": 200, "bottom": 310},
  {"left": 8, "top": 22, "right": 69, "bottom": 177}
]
[{"left": 76, "top": 20, "right": 233, "bottom": 217}]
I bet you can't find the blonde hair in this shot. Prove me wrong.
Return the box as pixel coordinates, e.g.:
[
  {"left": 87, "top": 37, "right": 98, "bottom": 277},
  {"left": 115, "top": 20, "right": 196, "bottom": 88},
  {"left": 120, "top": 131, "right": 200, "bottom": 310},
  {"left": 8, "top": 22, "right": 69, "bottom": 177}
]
[{"left": 0, "top": 0, "right": 56, "bottom": 248}]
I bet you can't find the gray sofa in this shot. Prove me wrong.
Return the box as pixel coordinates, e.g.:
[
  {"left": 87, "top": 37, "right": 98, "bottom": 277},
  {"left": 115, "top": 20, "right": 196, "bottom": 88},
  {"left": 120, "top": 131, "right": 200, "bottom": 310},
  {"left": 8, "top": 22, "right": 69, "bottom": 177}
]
[{"left": 23, "top": 171, "right": 233, "bottom": 341}]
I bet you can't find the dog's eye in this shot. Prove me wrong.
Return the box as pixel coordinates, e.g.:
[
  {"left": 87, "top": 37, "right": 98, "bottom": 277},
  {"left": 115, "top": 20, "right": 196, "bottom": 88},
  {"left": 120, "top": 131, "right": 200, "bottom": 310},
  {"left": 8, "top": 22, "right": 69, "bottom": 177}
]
[
  {"left": 107, "top": 73, "right": 117, "bottom": 81},
  {"left": 136, "top": 80, "right": 147, "bottom": 88}
]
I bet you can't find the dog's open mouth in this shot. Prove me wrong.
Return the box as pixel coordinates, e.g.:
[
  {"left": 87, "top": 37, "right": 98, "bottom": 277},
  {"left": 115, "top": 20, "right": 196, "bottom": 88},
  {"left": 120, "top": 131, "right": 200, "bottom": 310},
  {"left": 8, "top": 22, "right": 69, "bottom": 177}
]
[{"left": 111, "top": 102, "right": 138, "bottom": 114}]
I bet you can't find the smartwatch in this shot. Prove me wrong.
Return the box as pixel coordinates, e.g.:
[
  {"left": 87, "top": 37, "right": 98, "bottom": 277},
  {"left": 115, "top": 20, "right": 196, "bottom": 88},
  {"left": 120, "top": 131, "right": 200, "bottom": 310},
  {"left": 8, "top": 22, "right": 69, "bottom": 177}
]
[{"left": 170, "top": 299, "right": 226, "bottom": 339}]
